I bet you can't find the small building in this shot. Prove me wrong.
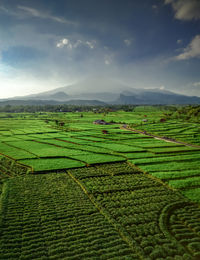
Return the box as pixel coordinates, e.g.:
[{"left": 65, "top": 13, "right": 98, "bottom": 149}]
[
  {"left": 142, "top": 119, "right": 148, "bottom": 122},
  {"left": 93, "top": 120, "right": 110, "bottom": 125},
  {"left": 160, "top": 118, "right": 166, "bottom": 122}
]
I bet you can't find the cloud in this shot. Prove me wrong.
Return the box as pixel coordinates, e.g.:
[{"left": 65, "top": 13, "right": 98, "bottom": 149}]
[
  {"left": 1, "top": 5, "right": 76, "bottom": 25},
  {"left": 124, "top": 39, "right": 131, "bottom": 46},
  {"left": 175, "top": 35, "right": 200, "bottom": 60},
  {"left": 85, "top": 41, "right": 96, "bottom": 49},
  {"left": 104, "top": 59, "right": 110, "bottom": 65},
  {"left": 164, "top": 0, "right": 200, "bottom": 20},
  {"left": 56, "top": 38, "right": 96, "bottom": 50},
  {"left": 193, "top": 82, "right": 200, "bottom": 87},
  {"left": 56, "top": 38, "right": 71, "bottom": 49},
  {"left": 104, "top": 54, "right": 113, "bottom": 65}
]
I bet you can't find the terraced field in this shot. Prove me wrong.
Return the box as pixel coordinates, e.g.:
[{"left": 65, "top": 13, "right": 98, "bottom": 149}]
[
  {"left": 0, "top": 109, "right": 200, "bottom": 259},
  {"left": 134, "top": 120, "right": 200, "bottom": 146}
]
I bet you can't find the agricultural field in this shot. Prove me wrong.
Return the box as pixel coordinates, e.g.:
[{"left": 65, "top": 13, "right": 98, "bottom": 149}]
[
  {"left": 0, "top": 107, "right": 200, "bottom": 259},
  {"left": 134, "top": 120, "right": 200, "bottom": 146}
]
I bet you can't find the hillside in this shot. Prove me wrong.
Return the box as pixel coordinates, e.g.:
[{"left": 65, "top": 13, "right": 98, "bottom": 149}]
[{"left": 1, "top": 78, "right": 200, "bottom": 105}]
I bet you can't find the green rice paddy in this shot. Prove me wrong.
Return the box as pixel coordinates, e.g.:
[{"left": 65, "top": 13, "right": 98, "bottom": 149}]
[{"left": 0, "top": 107, "right": 200, "bottom": 258}]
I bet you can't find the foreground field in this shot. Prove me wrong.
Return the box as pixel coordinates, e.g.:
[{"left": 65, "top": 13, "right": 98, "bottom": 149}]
[
  {"left": 0, "top": 108, "right": 200, "bottom": 259},
  {"left": 1, "top": 163, "right": 200, "bottom": 259}
]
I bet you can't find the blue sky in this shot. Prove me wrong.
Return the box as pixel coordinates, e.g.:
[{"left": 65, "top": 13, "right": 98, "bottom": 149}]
[{"left": 0, "top": 0, "right": 200, "bottom": 98}]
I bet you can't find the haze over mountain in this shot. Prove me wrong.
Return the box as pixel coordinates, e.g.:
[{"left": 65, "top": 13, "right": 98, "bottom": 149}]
[
  {"left": 10, "top": 77, "right": 133, "bottom": 102},
  {"left": 2, "top": 77, "right": 200, "bottom": 105}
]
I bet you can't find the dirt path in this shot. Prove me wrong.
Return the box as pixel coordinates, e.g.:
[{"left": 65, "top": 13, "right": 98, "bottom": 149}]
[{"left": 121, "top": 125, "right": 200, "bottom": 148}]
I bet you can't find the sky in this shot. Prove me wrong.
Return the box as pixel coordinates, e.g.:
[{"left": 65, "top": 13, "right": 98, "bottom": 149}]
[{"left": 0, "top": 0, "right": 200, "bottom": 98}]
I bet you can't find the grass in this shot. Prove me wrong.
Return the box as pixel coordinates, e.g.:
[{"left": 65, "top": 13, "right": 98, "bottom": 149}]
[
  {"left": 0, "top": 142, "right": 37, "bottom": 159},
  {"left": 138, "top": 161, "right": 200, "bottom": 172},
  {"left": 87, "top": 141, "right": 145, "bottom": 153},
  {"left": 19, "top": 158, "right": 85, "bottom": 171},
  {"left": 69, "top": 153, "right": 125, "bottom": 165},
  {"left": 149, "top": 146, "right": 200, "bottom": 154},
  {"left": 0, "top": 110, "right": 200, "bottom": 258},
  {"left": 168, "top": 176, "right": 200, "bottom": 189},
  {"left": 0, "top": 110, "right": 200, "bottom": 202},
  {"left": 150, "top": 169, "right": 200, "bottom": 180},
  {"left": 181, "top": 188, "right": 200, "bottom": 203},
  {"left": 131, "top": 153, "right": 200, "bottom": 165}
]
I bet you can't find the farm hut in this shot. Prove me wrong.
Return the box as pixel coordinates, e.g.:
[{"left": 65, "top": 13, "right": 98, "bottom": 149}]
[
  {"left": 102, "top": 130, "right": 108, "bottom": 134},
  {"left": 160, "top": 118, "right": 166, "bottom": 122},
  {"left": 142, "top": 119, "right": 148, "bottom": 122},
  {"left": 93, "top": 120, "right": 110, "bottom": 125}
]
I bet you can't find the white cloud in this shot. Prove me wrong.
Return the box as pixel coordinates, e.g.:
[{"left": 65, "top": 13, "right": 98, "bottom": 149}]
[
  {"left": 86, "top": 41, "right": 96, "bottom": 49},
  {"left": 0, "top": 5, "right": 14, "bottom": 15},
  {"left": 73, "top": 40, "right": 83, "bottom": 48},
  {"left": 56, "top": 38, "right": 70, "bottom": 48},
  {"left": 160, "top": 85, "right": 165, "bottom": 90},
  {"left": 164, "top": 0, "right": 200, "bottom": 20},
  {"left": 104, "top": 54, "right": 113, "bottom": 65},
  {"left": 17, "top": 5, "right": 76, "bottom": 25},
  {"left": 193, "top": 82, "right": 200, "bottom": 87},
  {"left": 124, "top": 39, "right": 131, "bottom": 46},
  {"left": 104, "top": 59, "right": 110, "bottom": 65},
  {"left": 175, "top": 35, "right": 200, "bottom": 60},
  {"left": 56, "top": 38, "right": 96, "bottom": 50}
]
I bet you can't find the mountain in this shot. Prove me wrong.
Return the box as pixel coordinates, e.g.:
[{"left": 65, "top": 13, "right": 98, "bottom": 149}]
[
  {"left": 6, "top": 77, "right": 132, "bottom": 102},
  {"left": 36, "top": 91, "right": 68, "bottom": 101},
  {"left": 1, "top": 77, "right": 200, "bottom": 105},
  {"left": 4, "top": 91, "right": 68, "bottom": 101},
  {"left": 0, "top": 99, "right": 106, "bottom": 107},
  {"left": 115, "top": 90, "right": 200, "bottom": 105}
]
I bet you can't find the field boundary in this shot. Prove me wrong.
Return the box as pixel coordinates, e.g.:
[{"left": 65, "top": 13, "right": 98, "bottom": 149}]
[
  {"left": 121, "top": 125, "right": 200, "bottom": 148},
  {"left": 67, "top": 170, "right": 145, "bottom": 259}
]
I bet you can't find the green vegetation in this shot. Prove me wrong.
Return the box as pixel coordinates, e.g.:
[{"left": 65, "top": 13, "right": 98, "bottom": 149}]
[
  {"left": 0, "top": 106, "right": 200, "bottom": 259},
  {"left": 0, "top": 173, "right": 137, "bottom": 259},
  {"left": 69, "top": 163, "right": 200, "bottom": 259},
  {"left": 19, "top": 158, "right": 85, "bottom": 172}
]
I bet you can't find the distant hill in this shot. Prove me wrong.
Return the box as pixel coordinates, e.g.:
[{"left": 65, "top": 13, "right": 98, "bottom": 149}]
[
  {"left": 35, "top": 91, "right": 68, "bottom": 101},
  {"left": 0, "top": 99, "right": 106, "bottom": 107},
  {"left": 1, "top": 77, "right": 200, "bottom": 105},
  {"left": 115, "top": 90, "right": 200, "bottom": 105}
]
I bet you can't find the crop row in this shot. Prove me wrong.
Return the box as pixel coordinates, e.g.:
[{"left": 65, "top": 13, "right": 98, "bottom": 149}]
[
  {"left": 19, "top": 158, "right": 85, "bottom": 172},
  {"left": 0, "top": 173, "right": 138, "bottom": 259},
  {"left": 71, "top": 162, "right": 140, "bottom": 179},
  {"left": 137, "top": 161, "right": 199, "bottom": 172},
  {"left": 69, "top": 162, "right": 200, "bottom": 259},
  {"left": 131, "top": 152, "right": 200, "bottom": 165},
  {"left": 131, "top": 147, "right": 200, "bottom": 204},
  {"left": 134, "top": 120, "right": 200, "bottom": 146},
  {"left": 150, "top": 169, "right": 200, "bottom": 180},
  {"left": 161, "top": 202, "right": 200, "bottom": 258},
  {"left": 0, "top": 156, "right": 30, "bottom": 176}
]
